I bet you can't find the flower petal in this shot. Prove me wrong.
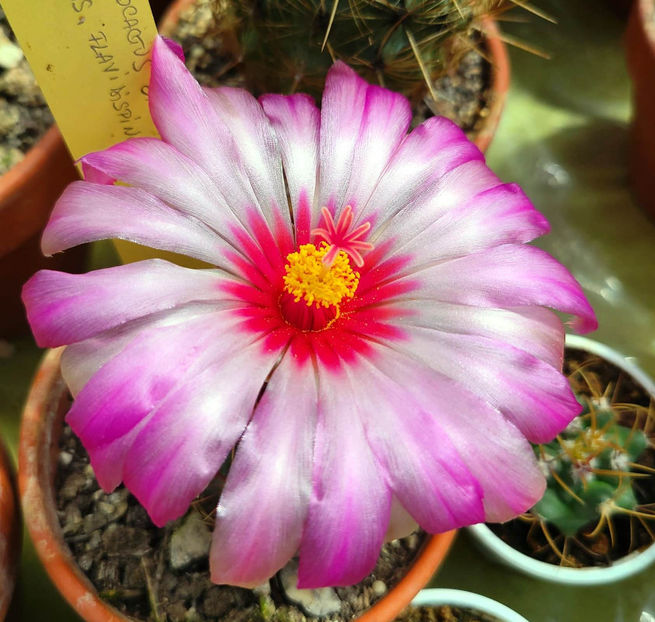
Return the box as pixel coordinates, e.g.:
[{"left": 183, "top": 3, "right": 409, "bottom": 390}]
[
  {"left": 210, "top": 355, "right": 317, "bottom": 587},
  {"left": 42, "top": 181, "right": 234, "bottom": 267},
  {"left": 345, "top": 356, "right": 485, "bottom": 532},
  {"left": 61, "top": 303, "right": 223, "bottom": 397},
  {"left": 80, "top": 138, "right": 247, "bottom": 237},
  {"left": 260, "top": 93, "right": 320, "bottom": 245},
  {"left": 381, "top": 183, "right": 550, "bottom": 266},
  {"left": 317, "top": 62, "right": 411, "bottom": 220},
  {"left": 123, "top": 334, "right": 282, "bottom": 526},
  {"left": 394, "top": 328, "right": 580, "bottom": 443},
  {"left": 297, "top": 365, "right": 391, "bottom": 588},
  {"left": 149, "top": 37, "right": 277, "bottom": 234},
  {"left": 23, "top": 260, "right": 235, "bottom": 347},
  {"left": 66, "top": 307, "right": 244, "bottom": 491},
  {"left": 390, "top": 244, "right": 597, "bottom": 334},
  {"left": 392, "top": 302, "right": 565, "bottom": 369},
  {"left": 203, "top": 87, "right": 291, "bottom": 232},
  {"left": 358, "top": 117, "right": 489, "bottom": 231},
  {"left": 370, "top": 345, "right": 546, "bottom": 522}
]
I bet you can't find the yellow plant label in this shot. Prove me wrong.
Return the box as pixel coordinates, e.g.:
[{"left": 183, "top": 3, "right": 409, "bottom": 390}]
[
  {"left": 2, "top": 1, "right": 206, "bottom": 268},
  {"left": 2, "top": 0, "right": 159, "bottom": 161}
]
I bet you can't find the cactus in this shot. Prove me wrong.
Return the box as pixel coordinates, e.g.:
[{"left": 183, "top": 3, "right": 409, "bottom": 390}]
[
  {"left": 174, "top": 0, "right": 531, "bottom": 129},
  {"left": 524, "top": 355, "right": 655, "bottom": 565},
  {"left": 235, "top": 0, "right": 505, "bottom": 102}
]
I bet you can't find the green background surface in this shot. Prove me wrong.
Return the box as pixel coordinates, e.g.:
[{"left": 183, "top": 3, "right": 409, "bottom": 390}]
[{"left": 1, "top": 0, "right": 655, "bottom": 620}]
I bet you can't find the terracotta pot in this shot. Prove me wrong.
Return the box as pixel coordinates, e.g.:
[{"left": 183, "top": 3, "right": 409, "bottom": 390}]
[
  {"left": 468, "top": 335, "right": 655, "bottom": 586},
  {"left": 626, "top": 0, "right": 655, "bottom": 219},
  {"left": 0, "top": 125, "right": 81, "bottom": 338},
  {"left": 159, "top": 1, "right": 509, "bottom": 154},
  {"left": 19, "top": 348, "right": 457, "bottom": 622},
  {"left": 0, "top": 437, "right": 20, "bottom": 620},
  {"left": 473, "top": 17, "right": 510, "bottom": 153}
]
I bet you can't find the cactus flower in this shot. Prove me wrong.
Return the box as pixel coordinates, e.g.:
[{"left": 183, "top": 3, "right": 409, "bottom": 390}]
[{"left": 23, "top": 36, "right": 597, "bottom": 589}]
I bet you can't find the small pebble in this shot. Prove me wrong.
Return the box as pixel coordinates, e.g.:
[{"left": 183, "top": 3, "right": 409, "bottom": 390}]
[
  {"left": 83, "top": 511, "right": 108, "bottom": 534},
  {"left": 61, "top": 503, "right": 82, "bottom": 536},
  {"left": 94, "top": 559, "right": 120, "bottom": 585},
  {"left": 78, "top": 552, "right": 94, "bottom": 572},
  {"left": 279, "top": 559, "right": 342, "bottom": 616},
  {"left": 405, "top": 534, "right": 419, "bottom": 550},
  {"left": 0, "top": 38, "right": 22, "bottom": 69},
  {"left": 97, "top": 501, "right": 115, "bottom": 516},
  {"left": 372, "top": 580, "right": 387, "bottom": 596},
  {"left": 86, "top": 531, "right": 102, "bottom": 550},
  {"left": 169, "top": 510, "right": 212, "bottom": 570},
  {"left": 60, "top": 472, "right": 87, "bottom": 501},
  {"left": 102, "top": 523, "right": 150, "bottom": 557}
]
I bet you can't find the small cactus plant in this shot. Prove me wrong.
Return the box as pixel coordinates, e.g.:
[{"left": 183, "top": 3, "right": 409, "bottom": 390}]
[{"left": 520, "top": 351, "right": 655, "bottom": 567}]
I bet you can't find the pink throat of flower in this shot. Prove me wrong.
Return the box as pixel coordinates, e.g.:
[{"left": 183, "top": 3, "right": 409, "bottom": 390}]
[
  {"left": 279, "top": 291, "right": 339, "bottom": 332},
  {"left": 311, "top": 205, "right": 374, "bottom": 269},
  {"left": 277, "top": 206, "right": 374, "bottom": 332}
]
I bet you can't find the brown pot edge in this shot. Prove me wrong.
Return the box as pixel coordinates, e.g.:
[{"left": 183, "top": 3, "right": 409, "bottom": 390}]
[
  {"left": 474, "top": 16, "right": 511, "bottom": 153},
  {"left": 0, "top": 125, "right": 77, "bottom": 255},
  {"left": 18, "top": 348, "right": 128, "bottom": 622}
]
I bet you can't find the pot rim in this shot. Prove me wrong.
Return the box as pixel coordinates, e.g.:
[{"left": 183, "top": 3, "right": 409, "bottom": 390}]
[
  {"left": 19, "top": 347, "right": 456, "bottom": 621},
  {"left": 468, "top": 334, "right": 655, "bottom": 586},
  {"left": 0, "top": 119, "right": 77, "bottom": 263},
  {"left": 474, "top": 16, "right": 510, "bottom": 153},
  {"left": 410, "top": 588, "right": 530, "bottom": 622},
  {"left": 0, "top": 125, "right": 63, "bottom": 207}
]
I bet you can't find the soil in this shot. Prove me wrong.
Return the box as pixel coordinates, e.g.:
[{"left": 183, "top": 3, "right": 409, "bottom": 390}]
[
  {"left": 396, "top": 604, "right": 499, "bottom": 622},
  {"left": 0, "top": 8, "right": 53, "bottom": 174},
  {"left": 489, "top": 346, "right": 655, "bottom": 569},
  {"left": 168, "top": 0, "right": 492, "bottom": 137},
  {"left": 55, "top": 419, "right": 425, "bottom": 621},
  {"left": 417, "top": 44, "right": 491, "bottom": 135}
]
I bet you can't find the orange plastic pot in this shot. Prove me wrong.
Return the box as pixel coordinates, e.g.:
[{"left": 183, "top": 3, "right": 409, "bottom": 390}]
[
  {"left": 626, "top": 0, "right": 655, "bottom": 219},
  {"left": 19, "top": 348, "right": 457, "bottom": 622},
  {"left": 159, "top": 1, "right": 508, "bottom": 154},
  {"left": 0, "top": 438, "right": 20, "bottom": 620},
  {"left": 0, "top": 125, "right": 81, "bottom": 338}
]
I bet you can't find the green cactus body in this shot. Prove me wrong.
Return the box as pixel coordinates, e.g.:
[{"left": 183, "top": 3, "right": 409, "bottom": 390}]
[
  {"left": 533, "top": 397, "right": 649, "bottom": 537},
  {"left": 231, "top": 0, "right": 504, "bottom": 102}
]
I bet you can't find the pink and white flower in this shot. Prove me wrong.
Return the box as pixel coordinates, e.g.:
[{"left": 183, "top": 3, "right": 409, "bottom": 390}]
[{"left": 23, "top": 37, "right": 597, "bottom": 589}]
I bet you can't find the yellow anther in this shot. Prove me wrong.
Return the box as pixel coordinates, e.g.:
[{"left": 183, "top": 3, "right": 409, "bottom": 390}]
[{"left": 283, "top": 243, "right": 359, "bottom": 308}]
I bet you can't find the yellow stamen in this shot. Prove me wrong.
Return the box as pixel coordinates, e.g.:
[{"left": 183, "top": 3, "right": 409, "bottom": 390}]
[{"left": 283, "top": 243, "right": 359, "bottom": 308}]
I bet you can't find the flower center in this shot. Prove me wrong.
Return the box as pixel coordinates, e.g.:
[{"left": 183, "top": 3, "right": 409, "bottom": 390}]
[{"left": 283, "top": 243, "right": 359, "bottom": 309}]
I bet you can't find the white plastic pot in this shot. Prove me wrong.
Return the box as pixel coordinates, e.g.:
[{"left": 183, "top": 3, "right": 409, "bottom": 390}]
[
  {"left": 468, "top": 334, "right": 655, "bottom": 586},
  {"left": 410, "top": 589, "right": 529, "bottom": 622}
]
